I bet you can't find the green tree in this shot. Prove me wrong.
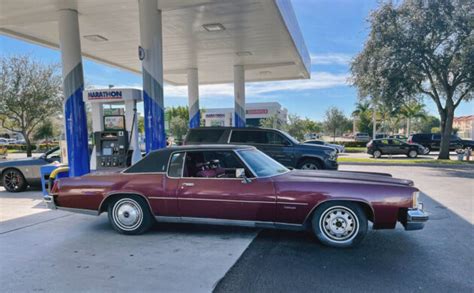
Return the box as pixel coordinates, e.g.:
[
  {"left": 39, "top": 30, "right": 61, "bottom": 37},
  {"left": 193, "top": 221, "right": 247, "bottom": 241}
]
[
  {"left": 0, "top": 55, "right": 62, "bottom": 157},
  {"left": 259, "top": 114, "right": 289, "bottom": 130},
  {"left": 351, "top": 0, "right": 473, "bottom": 159},
  {"left": 284, "top": 114, "right": 307, "bottom": 141},
  {"left": 399, "top": 100, "right": 427, "bottom": 135},
  {"left": 169, "top": 116, "right": 188, "bottom": 143},
  {"left": 412, "top": 115, "right": 440, "bottom": 133},
  {"left": 324, "top": 107, "right": 350, "bottom": 142},
  {"left": 352, "top": 101, "right": 373, "bottom": 136},
  {"left": 33, "top": 120, "right": 55, "bottom": 141}
]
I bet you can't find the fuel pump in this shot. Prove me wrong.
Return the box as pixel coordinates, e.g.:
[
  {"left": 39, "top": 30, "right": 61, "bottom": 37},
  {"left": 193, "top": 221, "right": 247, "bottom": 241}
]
[{"left": 83, "top": 88, "right": 142, "bottom": 171}]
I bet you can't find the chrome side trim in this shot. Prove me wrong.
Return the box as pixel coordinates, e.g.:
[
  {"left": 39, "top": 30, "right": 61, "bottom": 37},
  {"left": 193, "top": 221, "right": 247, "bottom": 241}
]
[
  {"left": 154, "top": 216, "right": 305, "bottom": 230},
  {"left": 177, "top": 197, "right": 274, "bottom": 204},
  {"left": 57, "top": 206, "right": 99, "bottom": 216},
  {"left": 148, "top": 196, "right": 308, "bottom": 206},
  {"left": 99, "top": 191, "right": 154, "bottom": 214}
]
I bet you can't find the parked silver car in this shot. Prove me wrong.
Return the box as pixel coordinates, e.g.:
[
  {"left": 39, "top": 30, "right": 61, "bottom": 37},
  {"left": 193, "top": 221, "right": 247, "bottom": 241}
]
[{"left": 0, "top": 147, "right": 61, "bottom": 192}]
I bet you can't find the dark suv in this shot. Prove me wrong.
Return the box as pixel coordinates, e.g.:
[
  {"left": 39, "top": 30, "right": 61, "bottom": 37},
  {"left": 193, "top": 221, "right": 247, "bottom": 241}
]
[
  {"left": 407, "top": 133, "right": 472, "bottom": 153},
  {"left": 183, "top": 127, "right": 338, "bottom": 170}
]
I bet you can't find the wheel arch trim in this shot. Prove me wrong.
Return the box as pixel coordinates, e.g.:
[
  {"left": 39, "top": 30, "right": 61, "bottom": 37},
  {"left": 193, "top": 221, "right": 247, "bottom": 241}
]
[
  {"left": 303, "top": 198, "right": 375, "bottom": 226},
  {"left": 98, "top": 190, "right": 154, "bottom": 215}
]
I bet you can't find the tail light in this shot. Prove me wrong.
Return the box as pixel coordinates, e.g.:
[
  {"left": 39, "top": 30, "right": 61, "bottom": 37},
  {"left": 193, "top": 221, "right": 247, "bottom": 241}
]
[
  {"left": 407, "top": 137, "right": 412, "bottom": 144},
  {"left": 367, "top": 141, "right": 373, "bottom": 147}
]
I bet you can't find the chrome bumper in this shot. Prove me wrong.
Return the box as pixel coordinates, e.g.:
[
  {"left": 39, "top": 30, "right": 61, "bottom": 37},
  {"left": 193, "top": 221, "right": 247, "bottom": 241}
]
[
  {"left": 44, "top": 195, "right": 57, "bottom": 210},
  {"left": 403, "top": 207, "right": 429, "bottom": 231}
]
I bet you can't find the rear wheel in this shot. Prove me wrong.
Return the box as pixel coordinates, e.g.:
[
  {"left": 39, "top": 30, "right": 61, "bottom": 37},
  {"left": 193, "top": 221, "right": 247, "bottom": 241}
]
[
  {"left": 107, "top": 195, "right": 153, "bottom": 235},
  {"left": 2, "top": 168, "right": 27, "bottom": 192},
  {"left": 373, "top": 150, "right": 382, "bottom": 158},
  {"left": 312, "top": 202, "right": 368, "bottom": 248},
  {"left": 297, "top": 158, "right": 322, "bottom": 170}
]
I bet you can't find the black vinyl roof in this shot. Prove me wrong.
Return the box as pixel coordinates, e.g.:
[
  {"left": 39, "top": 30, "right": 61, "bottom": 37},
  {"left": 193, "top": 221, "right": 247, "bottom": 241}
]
[{"left": 123, "top": 144, "right": 254, "bottom": 173}]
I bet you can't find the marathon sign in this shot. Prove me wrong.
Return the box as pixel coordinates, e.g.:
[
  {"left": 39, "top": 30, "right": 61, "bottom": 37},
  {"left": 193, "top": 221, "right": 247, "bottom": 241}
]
[
  {"left": 87, "top": 90, "right": 123, "bottom": 100},
  {"left": 205, "top": 113, "right": 226, "bottom": 118},
  {"left": 83, "top": 88, "right": 143, "bottom": 103}
]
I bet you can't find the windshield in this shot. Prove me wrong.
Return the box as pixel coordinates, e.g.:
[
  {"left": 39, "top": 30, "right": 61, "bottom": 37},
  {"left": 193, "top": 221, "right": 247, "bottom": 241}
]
[
  {"left": 237, "top": 149, "right": 289, "bottom": 177},
  {"left": 278, "top": 130, "right": 300, "bottom": 144}
]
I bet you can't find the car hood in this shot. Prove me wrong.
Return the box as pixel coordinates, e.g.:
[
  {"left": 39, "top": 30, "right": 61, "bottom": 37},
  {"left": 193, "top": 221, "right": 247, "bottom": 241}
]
[
  {"left": 278, "top": 169, "right": 414, "bottom": 187},
  {"left": 0, "top": 157, "right": 44, "bottom": 167},
  {"left": 299, "top": 143, "right": 335, "bottom": 152}
]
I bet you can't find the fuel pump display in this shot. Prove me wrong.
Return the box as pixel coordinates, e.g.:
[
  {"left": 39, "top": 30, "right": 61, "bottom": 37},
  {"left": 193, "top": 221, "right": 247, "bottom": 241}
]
[{"left": 94, "top": 116, "right": 129, "bottom": 169}]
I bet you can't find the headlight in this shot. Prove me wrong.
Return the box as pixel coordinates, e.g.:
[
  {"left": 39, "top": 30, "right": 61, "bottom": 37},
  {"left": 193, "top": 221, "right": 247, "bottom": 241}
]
[
  {"left": 412, "top": 191, "right": 420, "bottom": 208},
  {"left": 326, "top": 150, "right": 337, "bottom": 161}
]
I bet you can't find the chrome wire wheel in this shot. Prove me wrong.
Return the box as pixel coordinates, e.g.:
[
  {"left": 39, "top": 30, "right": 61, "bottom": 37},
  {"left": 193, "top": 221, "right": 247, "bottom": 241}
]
[
  {"left": 3, "top": 169, "right": 25, "bottom": 192},
  {"left": 408, "top": 150, "right": 418, "bottom": 158},
  {"left": 319, "top": 206, "right": 359, "bottom": 243},
  {"left": 112, "top": 198, "right": 143, "bottom": 232}
]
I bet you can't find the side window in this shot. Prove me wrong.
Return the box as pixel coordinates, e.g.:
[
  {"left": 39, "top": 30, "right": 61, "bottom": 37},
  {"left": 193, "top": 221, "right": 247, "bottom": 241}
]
[
  {"left": 168, "top": 152, "right": 185, "bottom": 177},
  {"left": 230, "top": 130, "right": 267, "bottom": 144},
  {"left": 380, "top": 139, "right": 389, "bottom": 145},
  {"left": 183, "top": 151, "right": 252, "bottom": 178},
  {"left": 266, "top": 131, "right": 288, "bottom": 145}
]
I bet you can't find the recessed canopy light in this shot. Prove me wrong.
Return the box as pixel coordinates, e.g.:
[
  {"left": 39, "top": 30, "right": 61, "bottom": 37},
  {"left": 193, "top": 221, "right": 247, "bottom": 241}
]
[
  {"left": 202, "top": 23, "right": 225, "bottom": 32},
  {"left": 236, "top": 51, "right": 252, "bottom": 57},
  {"left": 259, "top": 70, "right": 271, "bottom": 75},
  {"left": 83, "top": 34, "right": 108, "bottom": 42}
]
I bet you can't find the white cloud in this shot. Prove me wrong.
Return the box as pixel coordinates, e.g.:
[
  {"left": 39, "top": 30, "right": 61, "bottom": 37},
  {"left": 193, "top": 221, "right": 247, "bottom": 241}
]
[
  {"left": 90, "top": 71, "right": 349, "bottom": 99},
  {"left": 310, "top": 53, "right": 353, "bottom": 65}
]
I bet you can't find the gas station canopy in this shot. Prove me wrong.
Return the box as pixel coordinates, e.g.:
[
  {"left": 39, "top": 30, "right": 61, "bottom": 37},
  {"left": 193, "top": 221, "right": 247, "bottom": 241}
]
[{"left": 0, "top": 0, "right": 310, "bottom": 85}]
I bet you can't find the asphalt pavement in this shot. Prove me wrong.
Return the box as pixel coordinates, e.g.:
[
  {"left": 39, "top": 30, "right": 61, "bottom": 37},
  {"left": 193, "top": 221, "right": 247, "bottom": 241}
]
[{"left": 215, "top": 165, "right": 474, "bottom": 293}]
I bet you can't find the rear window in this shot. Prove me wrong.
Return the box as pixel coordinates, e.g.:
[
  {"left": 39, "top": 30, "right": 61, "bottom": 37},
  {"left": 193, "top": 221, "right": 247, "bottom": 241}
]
[
  {"left": 185, "top": 129, "right": 226, "bottom": 144},
  {"left": 123, "top": 150, "right": 169, "bottom": 173}
]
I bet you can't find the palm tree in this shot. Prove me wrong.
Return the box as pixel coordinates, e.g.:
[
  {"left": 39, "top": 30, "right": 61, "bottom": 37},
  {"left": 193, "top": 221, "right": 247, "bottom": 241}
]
[{"left": 399, "top": 101, "right": 426, "bottom": 135}]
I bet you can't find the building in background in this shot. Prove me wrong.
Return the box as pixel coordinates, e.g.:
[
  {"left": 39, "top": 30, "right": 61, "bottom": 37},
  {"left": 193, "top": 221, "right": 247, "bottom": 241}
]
[
  {"left": 203, "top": 102, "right": 288, "bottom": 128},
  {"left": 453, "top": 115, "right": 474, "bottom": 139}
]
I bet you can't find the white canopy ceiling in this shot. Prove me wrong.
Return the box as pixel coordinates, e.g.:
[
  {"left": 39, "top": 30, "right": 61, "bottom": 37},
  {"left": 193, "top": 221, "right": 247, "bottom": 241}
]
[{"left": 0, "top": 0, "right": 310, "bottom": 85}]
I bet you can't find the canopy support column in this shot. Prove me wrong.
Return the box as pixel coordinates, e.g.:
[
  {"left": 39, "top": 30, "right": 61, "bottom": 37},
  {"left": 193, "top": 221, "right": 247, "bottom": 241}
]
[
  {"left": 187, "top": 68, "right": 200, "bottom": 128},
  {"left": 139, "top": 0, "right": 166, "bottom": 152},
  {"left": 233, "top": 65, "right": 246, "bottom": 127},
  {"left": 58, "top": 8, "right": 90, "bottom": 176}
]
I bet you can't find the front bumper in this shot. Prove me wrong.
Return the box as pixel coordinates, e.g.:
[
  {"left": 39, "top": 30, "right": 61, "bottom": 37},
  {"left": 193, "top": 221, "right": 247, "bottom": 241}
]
[
  {"left": 403, "top": 207, "right": 429, "bottom": 231},
  {"left": 44, "top": 195, "right": 57, "bottom": 210},
  {"left": 325, "top": 160, "right": 339, "bottom": 170}
]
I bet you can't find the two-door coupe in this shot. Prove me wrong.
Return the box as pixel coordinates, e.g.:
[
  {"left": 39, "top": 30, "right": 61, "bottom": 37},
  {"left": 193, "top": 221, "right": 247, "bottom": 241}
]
[{"left": 45, "top": 145, "right": 428, "bottom": 248}]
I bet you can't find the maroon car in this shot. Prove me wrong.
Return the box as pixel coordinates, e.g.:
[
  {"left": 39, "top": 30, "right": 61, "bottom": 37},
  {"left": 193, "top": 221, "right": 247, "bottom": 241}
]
[{"left": 45, "top": 145, "right": 428, "bottom": 248}]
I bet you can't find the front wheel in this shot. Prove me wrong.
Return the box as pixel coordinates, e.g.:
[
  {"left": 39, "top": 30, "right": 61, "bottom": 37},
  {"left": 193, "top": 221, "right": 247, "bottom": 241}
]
[
  {"left": 2, "top": 168, "right": 27, "bottom": 192},
  {"left": 297, "top": 158, "right": 322, "bottom": 170},
  {"left": 407, "top": 149, "right": 418, "bottom": 158},
  {"left": 107, "top": 195, "right": 154, "bottom": 235},
  {"left": 312, "top": 202, "right": 368, "bottom": 248}
]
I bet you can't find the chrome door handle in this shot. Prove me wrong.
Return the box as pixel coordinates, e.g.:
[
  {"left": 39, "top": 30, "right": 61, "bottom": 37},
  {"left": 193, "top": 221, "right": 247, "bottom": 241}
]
[{"left": 181, "top": 183, "right": 194, "bottom": 187}]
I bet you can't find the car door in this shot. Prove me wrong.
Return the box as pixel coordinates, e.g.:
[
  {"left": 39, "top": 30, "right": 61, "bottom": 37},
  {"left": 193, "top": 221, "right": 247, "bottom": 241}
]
[
  {"left": 229, "top": 129, "right": 295, "bottom": 167},
  {"left": 390, "top": 139, "right": 406, "bottom": 155},
  {"left": 257, "top": 131, "right": 295, "bottom": 167},
  {"left": 175, "top": 150, "right": 276, "bottom": 222}
]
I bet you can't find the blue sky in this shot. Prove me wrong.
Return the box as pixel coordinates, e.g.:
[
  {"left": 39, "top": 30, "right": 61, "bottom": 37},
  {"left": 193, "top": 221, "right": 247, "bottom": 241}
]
[{"left": 0, "top": 0, "right": 472, "bottom": 120}]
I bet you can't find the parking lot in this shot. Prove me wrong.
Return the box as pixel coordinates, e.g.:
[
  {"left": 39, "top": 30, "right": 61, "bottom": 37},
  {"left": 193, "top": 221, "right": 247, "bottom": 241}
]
[{"left": 1, "top": 163, "right": 472, "bottom": 292}]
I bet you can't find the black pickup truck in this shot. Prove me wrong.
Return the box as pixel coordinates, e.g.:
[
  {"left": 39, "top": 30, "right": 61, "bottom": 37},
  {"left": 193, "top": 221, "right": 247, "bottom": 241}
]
[{"left": 183, "top": 127, "right": 338, "bottom": 170}]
